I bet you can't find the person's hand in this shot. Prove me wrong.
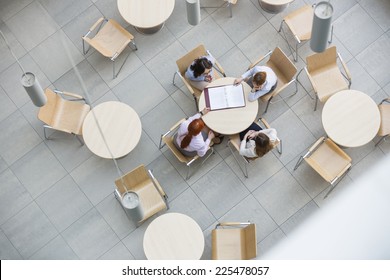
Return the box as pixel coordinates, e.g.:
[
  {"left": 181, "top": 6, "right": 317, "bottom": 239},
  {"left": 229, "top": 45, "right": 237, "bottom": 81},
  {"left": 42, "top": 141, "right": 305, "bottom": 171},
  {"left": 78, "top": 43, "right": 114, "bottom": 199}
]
[
  {"left": 208, "top": 130, "right": 215, "bottom": 140},
  {"left": 201, "top": 107, "right": 211, "bottom": 116},
  {"left": 234, "top": 77, "right": 243, "bottom": 85},
  {"left": 204, "top": 75, "right": 212, "bottom": 82},
  {"left": 244, "top": 130, "right": 253, "bottom": 139}
]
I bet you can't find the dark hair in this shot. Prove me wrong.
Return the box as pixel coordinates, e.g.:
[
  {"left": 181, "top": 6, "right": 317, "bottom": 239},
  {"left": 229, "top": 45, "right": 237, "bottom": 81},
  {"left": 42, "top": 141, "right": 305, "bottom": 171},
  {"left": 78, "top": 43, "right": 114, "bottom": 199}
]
[
  {"left": 254, "top": 133, "right": 272, "bottom": 157},
  {"left": 180, "top": 118, "right": 205, "bottom": 149},
  {"left": 253, "top": 71, "right": 267, "bottom": 86},
  {"left": 190, "top": 57, "right": 213, "bottom": 78}
]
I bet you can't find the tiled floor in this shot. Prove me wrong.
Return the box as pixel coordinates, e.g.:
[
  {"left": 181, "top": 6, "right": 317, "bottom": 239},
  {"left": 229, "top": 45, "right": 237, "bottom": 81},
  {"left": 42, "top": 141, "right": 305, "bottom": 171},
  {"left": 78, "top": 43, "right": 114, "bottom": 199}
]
[{"left": 0, "top": 0, "right": 389, "bottom": 260}]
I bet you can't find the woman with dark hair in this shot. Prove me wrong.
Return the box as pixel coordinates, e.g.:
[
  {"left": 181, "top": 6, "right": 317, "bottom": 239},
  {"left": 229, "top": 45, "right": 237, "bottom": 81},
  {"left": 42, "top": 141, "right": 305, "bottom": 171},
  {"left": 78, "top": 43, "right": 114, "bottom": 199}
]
[
  {"left": 185, "top": 51, "right": 216, "bottom": 90},
  {"left": 175, "top": 108, "right": 219, "bottom": 157},
  {"left": 234, "top": 65, "right": 277, "bottom": 102},
  {"left": 239, "top": 122, "right": 278, "bottom": 158}
]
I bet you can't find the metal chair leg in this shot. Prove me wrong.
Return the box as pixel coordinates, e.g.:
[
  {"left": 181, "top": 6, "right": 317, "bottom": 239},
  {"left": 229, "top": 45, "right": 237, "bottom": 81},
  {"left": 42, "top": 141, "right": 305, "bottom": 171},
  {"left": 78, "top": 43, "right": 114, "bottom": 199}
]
[
  {"left": 228, "top": 141, "right": 248, "bottom": 178},
  {"left": 294, "top": 155, "right": 304, "bottom": 170},
  {"left": 375, "top": 135, "right": 387, "bottom": 147}
]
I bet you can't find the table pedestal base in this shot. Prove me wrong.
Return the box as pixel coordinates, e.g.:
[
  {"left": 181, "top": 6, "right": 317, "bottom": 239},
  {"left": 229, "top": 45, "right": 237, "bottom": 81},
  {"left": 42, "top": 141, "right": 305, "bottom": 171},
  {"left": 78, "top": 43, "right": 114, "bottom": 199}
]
[
  {"left": 259, "top": 0, "right": 290, "bottom": 14},
  {"left": 134, "top": 23, "right": 165, "bottom": 34}
]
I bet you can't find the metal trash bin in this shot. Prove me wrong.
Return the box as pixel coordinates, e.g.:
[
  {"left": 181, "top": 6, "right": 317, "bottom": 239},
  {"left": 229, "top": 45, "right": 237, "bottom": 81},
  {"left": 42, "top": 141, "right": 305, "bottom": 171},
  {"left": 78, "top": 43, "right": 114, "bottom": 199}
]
[{"left": 115, "top": 189, "right": 143, "bottom": 221}]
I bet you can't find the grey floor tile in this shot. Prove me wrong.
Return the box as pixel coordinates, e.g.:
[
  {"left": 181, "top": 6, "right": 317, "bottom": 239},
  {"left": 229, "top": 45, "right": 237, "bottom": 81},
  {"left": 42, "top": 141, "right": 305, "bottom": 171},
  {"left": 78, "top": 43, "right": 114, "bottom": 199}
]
[
  {"left": 0, "top": 86, "right": 17, "bottom": 122},
  {"left": 211, "top": 0, "right": 267, "bottom": 44},
  {"left": 96, "top": 193, "right": 137, "bottom": 240},
  {"left": 0, "top": 0, "right": 34, "bottom": 22},
  {"left": 0, "top": 110, "right": 41, "bottom": 165},
  {"left": 122, "top": 219, "right": 151, "bottom": 260},
  {"left": 99, "top": 241, "right": 135, "bottom": 260},
  {"left": 0, "top": 169, "right": 32, "bottom": 225},
  {"left": 53, "top": 59, "right": 109, "bottom": 104},
  {"left": 0, "top": 156, "right": 7, "bottom": 174},
  {"left": 6, "top": 1, "right": 59, "bottom": 51},
  {"left": 35, "top": 175, "right": 93, "bottom": 232},
  {"left": 170, "top": 88, "right": 198, "bottom": 117},
  {"left": 145, "top": 41, "right": 188, "bottom": 95},
  {"left": 356, "top": 34, "right": 390, "bottom": 87},
  {"left": 313, "top": 175, "right": 354, "bottom": 206},
  {"left": 11, "top": 142, "right": 67, "bottom": 198},
  {"left": 168, "top": 188, "right": 216, "bottom": 231},
  {"left": 280, "top": 200, "right": 319, "bottom": 236},
  {"left": 253, "top": 168, "right": 311, "bottom": 225},
  {"left": 218, "top": 46, "right": 251, "bottom": 78},
  {"left": 165, "top": 0, "right": 199, "bottom": 38},
  {"left": 256, "top": 228, "right": 286, "bottom": 259},
  {"left": 191, "top": 161, "right": 250, "bottom": 219},
  {"left": 39, "top": 0, "right": 92, "bottom": 27},
  {"left": 179, "top": 15, "right": 235, "bottom": 58},
  {"left": 94, "top": 0, "right": 131, "bottom": 29},
  {"left": 334, "top": 4, "right": 383, "bottom": 56},
  {"left": 62, "top": 208, "right": 119, "bottom": 259},
  {"left": 29, "top": 30, "right": 84, "bottom": 82},
  {"left": 146, "top": 155, "right": 190, "bottom": 202},
  {"left": 113, "top": 66, "right": 169, "bottom": 117},
  {"left": 29, "top": 235, "right": 78, "bottom": 260},
  {"left": 225, "top": 150, "right": 284, "bottom": 192},
  {"left": 359, "top": 0, "right": 390, "bottom": 32},
  {"left": 141, "top": 97, "right": 186, "bottom": 147},
  {"left": 218, "top": 194, "right": 278, "bottom": 242},
  {"left": 0, "top": 229, "right": 22, "bottom": 259},
  {"left": 70, "top": 155, "right": 119, "bottom": 206},
  {"left": 1, "top": 202, "right": 58, "bottom": 258},
  {"left": 348, "top": 148, "right": 386, "bottom": 183}
]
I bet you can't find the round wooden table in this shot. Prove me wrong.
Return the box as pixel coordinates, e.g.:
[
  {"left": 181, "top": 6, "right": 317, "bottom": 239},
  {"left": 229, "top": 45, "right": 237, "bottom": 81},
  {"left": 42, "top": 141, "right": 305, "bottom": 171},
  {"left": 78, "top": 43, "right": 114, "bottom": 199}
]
[
  {"left": 117, "top": 0, "right": 175, "bottom": 34},
  {"left": 198, "top": 77, "right": 259, "bottom": 135},
  {"left": 259, "top": 0, "right": 294, "bottom": 13},
  {"left": 82, "top": 101, "right": 142, "bottom": 159},
  {"left": 143, "top": 213, "right": 204, "bottom": 260},
  {"left": 322, "top": 90, "right": 380, "bottom": 148}
]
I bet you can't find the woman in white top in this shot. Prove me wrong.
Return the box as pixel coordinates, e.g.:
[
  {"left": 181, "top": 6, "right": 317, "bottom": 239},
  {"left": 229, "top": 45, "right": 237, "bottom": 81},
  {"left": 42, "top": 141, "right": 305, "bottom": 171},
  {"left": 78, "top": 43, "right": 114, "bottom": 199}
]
[
  {"left": 239, "top": 122, "right": 278, "bottom": 158},
  {"left": 234, "top": 66, "right": 277, "bottom": 102},
  {"left": 185, "top": 51, "right": 216, "bottom": 91},
  {"left": 175, "top": 108, "right": 216, "bottom": 157}
]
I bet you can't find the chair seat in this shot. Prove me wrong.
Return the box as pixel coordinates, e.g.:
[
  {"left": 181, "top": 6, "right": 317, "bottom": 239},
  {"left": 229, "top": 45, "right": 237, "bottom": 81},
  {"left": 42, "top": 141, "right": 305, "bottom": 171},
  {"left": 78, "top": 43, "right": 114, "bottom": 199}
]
[
  {"left": 311, "top": 66, "right": 349, "bottom": 103},
  {"left": 212, "top": 228, "right": 246, "bottom": 260},
  {"left": 135, "top": 181, "right": 167, "bottom": 223},
  {"left": 378, "top": 104, "right": 390, "bottom": 136},
  {"left": 305, "top": 139, "right": 351, "bottom": 183},
  {"left": 163, "top": 135, "right": 198, "bottom": 164},
  {"left": 284, "top": 5, "right": 313, "bottom": 41},
  {"left": 87, "top": 19, "right": 133, "bottom": 58}
]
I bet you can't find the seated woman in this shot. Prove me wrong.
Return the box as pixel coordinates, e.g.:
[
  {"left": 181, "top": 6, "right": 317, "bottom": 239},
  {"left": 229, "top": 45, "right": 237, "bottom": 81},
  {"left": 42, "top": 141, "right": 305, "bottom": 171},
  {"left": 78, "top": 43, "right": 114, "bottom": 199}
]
[
  {"left": 234, "top": 66, "right": 277, "bottom": 102},
  {"left": 185, "top": 51, "right": 216, "bottom": 91},
  {"left": 239, "top": 122, "right": 278, "bottom": 158},
  {"left": 174, "top": 108, "right": 219, "bottom": 157}
]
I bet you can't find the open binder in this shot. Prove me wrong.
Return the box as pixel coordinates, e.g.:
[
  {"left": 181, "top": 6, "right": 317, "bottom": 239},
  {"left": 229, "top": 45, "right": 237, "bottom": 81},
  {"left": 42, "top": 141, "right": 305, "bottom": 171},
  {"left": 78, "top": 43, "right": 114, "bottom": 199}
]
[{"left": 204, "top": 84, "right": 245, "bottom": 111}]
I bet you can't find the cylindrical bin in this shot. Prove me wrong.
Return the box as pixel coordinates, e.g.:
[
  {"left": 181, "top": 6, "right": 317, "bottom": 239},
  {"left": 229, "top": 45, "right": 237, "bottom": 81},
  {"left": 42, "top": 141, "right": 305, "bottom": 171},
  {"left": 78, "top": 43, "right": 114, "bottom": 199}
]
[
  {"left": 310, "top": 2, "right": 333, "bottom": 53},
  {"left": 21, "top": 72, "right": 47, "bottom": 107},
  {"left": 116, "top": 190, "right": 143, "bottom": 221},
  {"left": 186, "top": 0, "right": 200, "bottom": 26}
]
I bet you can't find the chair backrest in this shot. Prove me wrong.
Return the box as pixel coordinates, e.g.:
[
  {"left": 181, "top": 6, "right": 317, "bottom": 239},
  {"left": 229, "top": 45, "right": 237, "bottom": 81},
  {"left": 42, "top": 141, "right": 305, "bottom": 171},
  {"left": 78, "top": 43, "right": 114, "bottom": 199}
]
[
  {"left": 115, "top": 165, "right": 167, "bottom": 223},
  {"left": 38, "top": 89, "right": 90, "bottom": 135},
  {"left": 307, "top": 46, "right": 337, "bottom": 73},
  {"left": 211, "top": 223, "right": 257, "bottom": 260},
  {"left": 305, "top": 138, "right": 352, "bottom": 183},
  {"left": 176, "top": 44, "right": 207, "bottom": 76},
  {"left": 378, "top": 103, "right": 390, "bottom": 137},
  {"left": 284, "top": 4, "right": 314, "bottom": 41}
]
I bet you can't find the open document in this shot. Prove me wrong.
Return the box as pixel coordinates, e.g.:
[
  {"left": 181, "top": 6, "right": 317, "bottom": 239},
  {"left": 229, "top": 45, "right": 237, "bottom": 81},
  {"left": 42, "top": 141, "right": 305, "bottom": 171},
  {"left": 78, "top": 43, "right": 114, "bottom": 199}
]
[{"left": 204, "top": 84, "right": 245, "bottom": 111}]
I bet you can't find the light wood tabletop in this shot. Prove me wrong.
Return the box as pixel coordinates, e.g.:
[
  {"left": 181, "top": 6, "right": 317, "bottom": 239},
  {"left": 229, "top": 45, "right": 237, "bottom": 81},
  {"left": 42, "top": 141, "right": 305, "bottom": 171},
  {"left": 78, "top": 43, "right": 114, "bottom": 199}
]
[
  {"left": 259, "top": 0, "right": 294, "bottom": 13},
  {"left": 117, "top": 0, "right": 175, "bottom": 34},
  {"left": 143, "top": 212, "right": 204, "bottom": 260},
  {"left": 322, "top": 90, "right": 380, "bottom": 148},
  {"left": 198, "top": 77, "right": 259, "bottom": 135},
  {"left": 82, "top": 101, "right": 142, "bottom": 159}
]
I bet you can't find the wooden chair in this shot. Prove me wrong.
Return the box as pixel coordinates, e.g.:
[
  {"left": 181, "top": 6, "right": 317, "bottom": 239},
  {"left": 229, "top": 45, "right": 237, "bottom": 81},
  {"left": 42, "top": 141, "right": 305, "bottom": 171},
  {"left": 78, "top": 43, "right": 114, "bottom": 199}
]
[
  {"left": 173, "top": 44, "right": 226, "bottom": 110},
  {"left": 159, "top": 118, "right": 214, "bottom": 180},
  {"left": 201, "top": 0, "right": 238, "bottom": 17},
  {"left": 278, "top": 5, "right": 315, "bottom": 62},
  {"left": 227, "top": 118, "right": 282, "bottom": 178},
  {"left": 376, "top": 98, "right": 390, "bottom": 146},
  {"left": 294, "top": 137, "right": 352, "bottom": 198},
  {"left": 82, "top": 17, "right": 137, "bottom": 79},
  {"left": 211, "top": 222, "right": 257, "bottom": 260},
  {"left": 37, "top": 88, "right": 90, "bottom": 145},
  {"left": 114, "top": 165, "right": 168, "bottom": 225},
  {"left": 297, "top": 46, "right": 351, "bottom": 111},
  {"left": 247, "top": 47, "right": 297, "bottom": 114}
]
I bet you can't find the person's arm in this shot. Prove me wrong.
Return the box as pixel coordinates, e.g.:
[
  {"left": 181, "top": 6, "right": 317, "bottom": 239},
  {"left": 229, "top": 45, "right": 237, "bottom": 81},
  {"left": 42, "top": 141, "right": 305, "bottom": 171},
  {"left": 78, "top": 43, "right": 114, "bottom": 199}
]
[
  {"left": 248, "top": 88, "right": 269, "bottom": 102},
  {"left": 239, "top": 140, "right": 257, "bottom": 158}
]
